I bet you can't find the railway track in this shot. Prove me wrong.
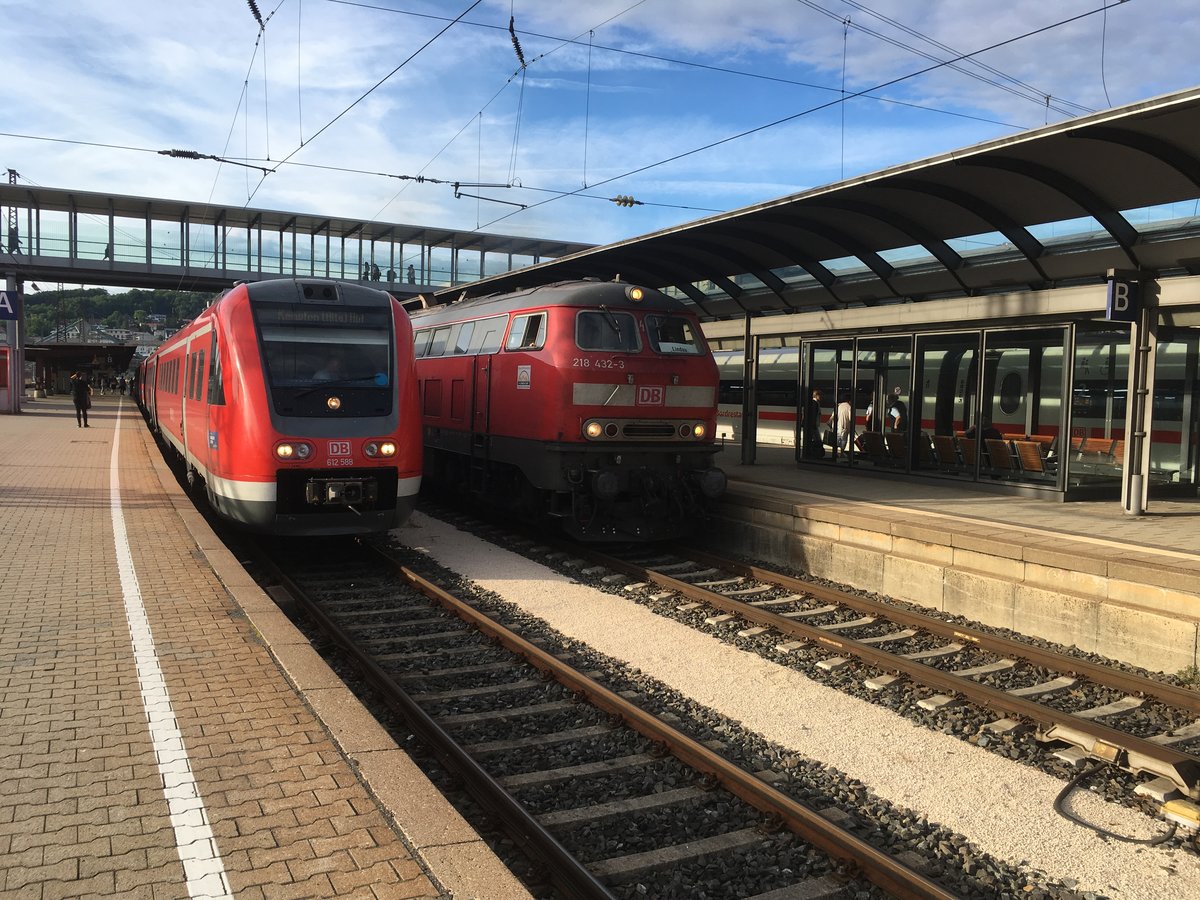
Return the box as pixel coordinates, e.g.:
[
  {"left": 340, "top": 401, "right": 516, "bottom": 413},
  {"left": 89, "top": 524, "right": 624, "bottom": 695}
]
[
  {"left": 532, "top": 539, "right": 1200, "bottom": 821},
  {"left": 252, "top": 537, "right": 977, "bottom": 899}
]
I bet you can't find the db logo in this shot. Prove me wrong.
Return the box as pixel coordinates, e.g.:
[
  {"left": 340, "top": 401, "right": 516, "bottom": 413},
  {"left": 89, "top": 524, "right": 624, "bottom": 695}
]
[
  {"left": 636, "top": 386, "right": 665, "bottom": 406},
  {"left": 328, "top": 440, "right": 352, "bottom": 455}
]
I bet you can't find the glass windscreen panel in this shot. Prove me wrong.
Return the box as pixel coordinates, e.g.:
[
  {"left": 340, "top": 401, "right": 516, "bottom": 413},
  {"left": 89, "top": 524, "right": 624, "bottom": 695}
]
[
  {"left": 253, "top": 302, "right": 394, "bottom": 417},
  {"left": 575, "top": 310, "right": 640, "bottom": 352},
  {"left": 646, "top": 314, "right": 703, "bottom": 354}
]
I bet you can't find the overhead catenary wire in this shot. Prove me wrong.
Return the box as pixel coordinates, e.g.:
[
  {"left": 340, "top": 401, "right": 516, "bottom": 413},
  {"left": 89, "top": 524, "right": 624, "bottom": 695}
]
[
  {"left": 827, "top": 0, "right": 1096, "bottom": 117},
  {"left": 473, "top": 0, "right": 1135, "bottom": 232},
  {"left": 243, "top": 0, "right": 485, "bottom": 205},
  {"left": 797, "top": 0, "right": 1095, "bottom": 119}
]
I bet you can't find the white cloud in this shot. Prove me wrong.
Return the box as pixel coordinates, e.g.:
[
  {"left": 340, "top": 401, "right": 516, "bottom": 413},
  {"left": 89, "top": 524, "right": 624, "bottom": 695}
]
[{"left": 2, "top": 0, "right": 1199, "bottom": 268}]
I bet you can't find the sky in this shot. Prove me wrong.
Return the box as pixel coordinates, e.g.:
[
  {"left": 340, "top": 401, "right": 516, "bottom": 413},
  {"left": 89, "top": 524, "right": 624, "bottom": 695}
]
[{"left": 3, "top": 0, "right": 1200, "bottom": 268}]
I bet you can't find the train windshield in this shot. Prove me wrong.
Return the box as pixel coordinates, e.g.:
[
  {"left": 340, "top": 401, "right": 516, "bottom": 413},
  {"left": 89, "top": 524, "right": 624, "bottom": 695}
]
[
  {"left": 646, "top": 314, "right": 703, "bottom": 355},
  {"left": 576, "top": 309, "right": 640, "bottom": 352},
  {"left": 253, "top": 302, "right": 395, "bottom": 415}
]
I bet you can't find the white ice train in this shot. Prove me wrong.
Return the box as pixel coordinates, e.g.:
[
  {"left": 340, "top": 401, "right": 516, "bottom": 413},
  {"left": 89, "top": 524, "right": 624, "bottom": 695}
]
[{"left": 714, "top": 341, "right": 1198, "bottom": 483}]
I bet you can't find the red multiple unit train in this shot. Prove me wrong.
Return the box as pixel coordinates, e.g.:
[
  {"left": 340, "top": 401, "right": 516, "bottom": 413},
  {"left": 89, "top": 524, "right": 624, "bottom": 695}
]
[
  {"left": 139, "top": 279, "right": 422, "bottom": 536},
  {"left": 410, "top": 278, "right": 726, "bottom": 540}
]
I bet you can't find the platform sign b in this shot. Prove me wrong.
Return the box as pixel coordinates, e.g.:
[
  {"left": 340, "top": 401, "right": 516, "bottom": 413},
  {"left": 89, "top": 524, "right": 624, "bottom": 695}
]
[{"left": 1105, "top": 277, "right": 1139, "bottom": 322}]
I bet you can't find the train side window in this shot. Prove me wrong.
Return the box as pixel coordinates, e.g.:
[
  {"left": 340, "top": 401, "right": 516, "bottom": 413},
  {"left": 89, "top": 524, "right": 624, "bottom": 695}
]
[
  {"left": 195, "top": 349, "right": 206, "bottom": 401},
  {"left": 506, "top": 313, "right": 546, "bottom": 351},
  {"left": 414, "top": 329, "right": 432, "bottom": 359},
  {"left": 428, "top": 326, "right": 452, "bottom": 358},
  {"left": 185, "top": 353, "right": 195, "bottom": 399},
  {"left": 453, "top": 321, "right": 475, "bottom": 355},
  {"left": 472, "top": 315, "right": 507, "bottom": 354},
  {"left": 208, "top": 333, "right": 225, "bottom": 405}
]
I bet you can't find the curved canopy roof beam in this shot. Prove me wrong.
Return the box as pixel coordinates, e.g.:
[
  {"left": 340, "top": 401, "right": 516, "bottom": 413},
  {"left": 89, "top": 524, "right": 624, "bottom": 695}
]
[
  {"left": 956, "top": 156, "right": 1140, "bottom": 268},
  {"left": 613, "top": 250, "right": 730, "bottom": 317},
  {"left": 882, "top": 177, "right": 1051, "bottom": 285},
  {"left": 1069, "top": 126, "right": 1200, "bottom": 190},
  {"left": 667, "top": 236, "right": 796, "bottom": 306},
  {"left": 750, "top": 213, "right": 901, "bottom": 299},
  {"left": 805, "top": 198, "right": 970, "bottom": 294},
  {"left": 709, "top": 225, "right": 845, "bottom": 305},
  {"left": 635, "top": 242, "right": 781, "bottom": 311},
  {"left": 626, "top": 247, "right": 749, "bottom": 315}
]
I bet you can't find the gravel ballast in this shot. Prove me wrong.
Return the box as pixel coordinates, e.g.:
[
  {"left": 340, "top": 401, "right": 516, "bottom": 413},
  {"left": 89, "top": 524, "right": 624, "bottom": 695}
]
[{"left": 400, "top": 511, "right": 1200, "bottom": 900}]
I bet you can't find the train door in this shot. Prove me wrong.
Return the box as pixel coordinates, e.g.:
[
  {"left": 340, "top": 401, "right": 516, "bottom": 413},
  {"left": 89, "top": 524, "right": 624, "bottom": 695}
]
[
  {"left": 1148, "top": 327, "right": 1200, "bottom": 496},
  {"left": 802, "top": 341, "right": 848, "bottom": 461},
  {"left": 1068, "top": 328, "right": 1129, "bottom": 495},
  {"left": 852, "top": 337, "right": 913, "bottom": 471},
  {"left": 472, "top": 354, "right": 491, "bottom": 437}
]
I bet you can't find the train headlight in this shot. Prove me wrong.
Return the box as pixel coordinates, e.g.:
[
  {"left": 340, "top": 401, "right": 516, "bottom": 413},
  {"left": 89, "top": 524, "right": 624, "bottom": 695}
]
[
  {"left": 585, "top": 420, "right": 604, "bottom": 439},
  {"left": 275, "top": 441, "right": 313, "bottom": 461},
  {"left": 693, "top": 423, "right": 706, "bottom": 439},
  {"left": 327, "top": 396, "right": 342, "bottom": 411},
  {"left": 364, "top": 440, "right": 397, "bottom": 458},
  {"left": 625, "top": 286, "right": 645, "bottom": 302}
]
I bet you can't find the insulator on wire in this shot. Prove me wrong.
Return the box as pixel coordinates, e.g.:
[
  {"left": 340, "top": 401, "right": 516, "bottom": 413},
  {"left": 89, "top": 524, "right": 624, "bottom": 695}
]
[
  {"left": 247, "top": 0, "right": 264, "bottom": 28},
  {"left": 611, "top": 194, "right": 642, "bottom": 208},
  {"left": 509, "top": 16, "right": 526, "bottom": 68}
]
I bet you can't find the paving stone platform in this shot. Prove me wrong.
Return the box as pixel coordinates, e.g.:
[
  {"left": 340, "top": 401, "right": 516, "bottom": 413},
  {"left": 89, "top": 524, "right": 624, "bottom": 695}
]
[{"left": 0, "top": 394, "right": 530, "bottom": 900}]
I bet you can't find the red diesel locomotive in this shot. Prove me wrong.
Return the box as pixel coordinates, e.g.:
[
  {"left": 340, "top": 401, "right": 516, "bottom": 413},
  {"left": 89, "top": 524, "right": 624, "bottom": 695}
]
[
  {"left": 139, "top": 278, "right": 422, "bottom": 536},
  {"left": 411, "top": 278, "right": 726, "bottom": 540}
]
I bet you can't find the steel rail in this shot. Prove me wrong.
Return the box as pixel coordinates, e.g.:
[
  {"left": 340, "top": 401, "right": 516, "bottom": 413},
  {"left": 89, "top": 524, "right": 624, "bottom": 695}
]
[
  {"left": 570, "top": 546, "right": 1200, "bottom": 798},
  {"left": 675, "top": 545, "right": 1200, "bottom": 714},
  {"left": 384, "top": 555, "right": 959, "bottom": 900},
  {"left": 260, "top": 570, "right": 616, "bottom": 900}
]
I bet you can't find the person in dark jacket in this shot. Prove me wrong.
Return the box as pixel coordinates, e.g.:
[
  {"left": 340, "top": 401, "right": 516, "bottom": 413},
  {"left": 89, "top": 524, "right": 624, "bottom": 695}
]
[{"left": 70, "top": 371, "right": 92, "bottom": 428}]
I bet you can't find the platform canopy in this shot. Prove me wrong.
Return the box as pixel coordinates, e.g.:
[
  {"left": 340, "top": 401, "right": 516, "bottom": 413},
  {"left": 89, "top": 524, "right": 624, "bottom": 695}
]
[{"left": 435, "top": 86, "right": 1200, "bottom": 321}]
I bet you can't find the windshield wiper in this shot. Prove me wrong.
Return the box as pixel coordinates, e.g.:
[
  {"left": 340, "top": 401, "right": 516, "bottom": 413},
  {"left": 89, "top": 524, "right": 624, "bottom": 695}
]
[{"left": 599, "top": 304, "right": 622, "bottom": 336}]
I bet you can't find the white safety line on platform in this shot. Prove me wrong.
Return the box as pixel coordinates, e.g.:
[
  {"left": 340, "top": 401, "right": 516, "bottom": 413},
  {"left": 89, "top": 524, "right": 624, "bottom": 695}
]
[{"left": 110, "top": 401, "right": 233, "bottom": 899}]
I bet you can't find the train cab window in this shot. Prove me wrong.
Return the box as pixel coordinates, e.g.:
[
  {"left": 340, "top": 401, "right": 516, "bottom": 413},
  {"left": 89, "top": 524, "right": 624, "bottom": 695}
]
[
  {"left": 252, "top": 300, "right": 395, "bottom": 416},
  {"left": 506, "top": 313, "right": 547, "bottom": 351},
  {"left": 575, "top": 310, "right": 639, "bottom": 352},
  {"left": 646, "top": 315, "right": 702, "bottom": 355}
]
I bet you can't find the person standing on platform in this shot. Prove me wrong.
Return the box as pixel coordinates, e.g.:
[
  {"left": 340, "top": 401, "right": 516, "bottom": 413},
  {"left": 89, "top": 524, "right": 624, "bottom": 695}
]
[
  {"left": 834, "top": 391, "right": 854, "bottom": 454},
  {"left": 887, "top": 385, "right": 908, "bottom": 432},
  {"left": 804, "top": 388, "right": 825, "bottom": 459},
  {"left": 407, "top": 264, "right": 416, "bottom": 284},
  {"left": 70, "top": 371, "right": 92, "bottom": 428}
]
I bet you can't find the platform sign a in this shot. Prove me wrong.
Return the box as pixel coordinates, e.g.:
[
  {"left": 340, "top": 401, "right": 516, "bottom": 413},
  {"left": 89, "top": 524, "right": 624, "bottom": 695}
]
[
  {"left": 1105, "top": 276, "right": 1139, "bottom": 322},
  {"left": 0, "top": 290, "right": 19, "bottom": 320}
]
